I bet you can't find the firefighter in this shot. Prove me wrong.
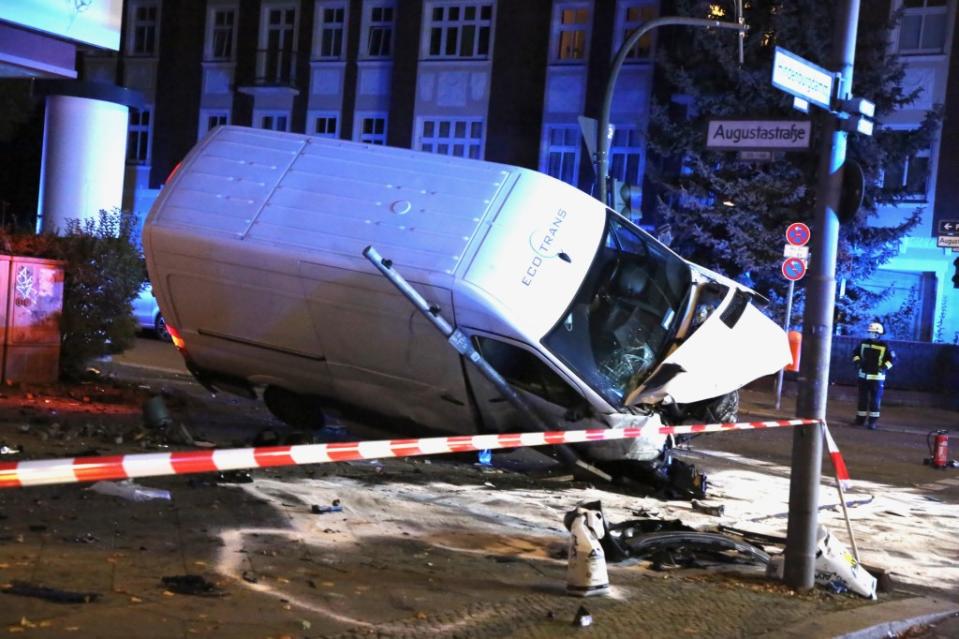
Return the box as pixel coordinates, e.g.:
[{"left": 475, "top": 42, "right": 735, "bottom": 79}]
[{"left": 852, "top": 321, "right": 894, "bottom": 430}]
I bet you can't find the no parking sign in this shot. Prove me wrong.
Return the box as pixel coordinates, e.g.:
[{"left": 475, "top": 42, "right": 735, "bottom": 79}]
[{"left": 782, "top": 256, "right": 807, "bottom": 281}]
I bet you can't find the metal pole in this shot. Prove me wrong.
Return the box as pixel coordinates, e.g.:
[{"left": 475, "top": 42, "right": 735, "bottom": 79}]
[
  {"left": 362, "top": 246, "right": 612, "bottom": 482},
  {"left": 774, "top": 279, "right": 795, "bottom": 410},
  {"left": 597, "top": 16, "right": 746, "bottom": 205},
  {"left": 785, "top": 0, "right": 861, "bottom": 591}
]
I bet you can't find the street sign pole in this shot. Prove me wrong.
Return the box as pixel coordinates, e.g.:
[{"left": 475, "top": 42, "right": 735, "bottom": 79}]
[
  {"left": 785, "top": 0, "right": 861, "bottom": 591},
  {"left": 775, "top": 281, "right": 796, "bottom": 411}
]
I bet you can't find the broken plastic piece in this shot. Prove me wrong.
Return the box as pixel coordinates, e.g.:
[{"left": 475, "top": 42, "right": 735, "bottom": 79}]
[
  {"left": 691, "top": 499, "right": 725, "bottom": 517},
  {"left": 477, "top": 448, "right": 492, "bottom": 466},
  {"left": 161, "top": 575, "right": 227, "bottom": 597},
  {"left": 572, "top": 605, "right": 593, "bottom": 627},
  {"left": 311, "top": 502, "right": 343, "bottom": 515},
  {"left": 89, "top": 480, "right": 171, "bottom": 502},
  {"left": 1, "top": 580, "right": 101, "bottom": 604}
]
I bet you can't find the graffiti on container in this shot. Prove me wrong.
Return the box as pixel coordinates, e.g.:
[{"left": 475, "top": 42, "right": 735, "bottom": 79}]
[{"left": 15, "top": 265, "right": 38, "bottom": 308}]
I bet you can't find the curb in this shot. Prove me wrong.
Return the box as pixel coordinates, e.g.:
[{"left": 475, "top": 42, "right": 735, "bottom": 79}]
[{"left": 764, "top": 596, "right": 959, "bottom": 639}]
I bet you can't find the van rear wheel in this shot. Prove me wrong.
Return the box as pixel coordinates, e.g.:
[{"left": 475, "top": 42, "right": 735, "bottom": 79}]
[{"left": 263, "top": 386, "right": 326, "bottom": 430}]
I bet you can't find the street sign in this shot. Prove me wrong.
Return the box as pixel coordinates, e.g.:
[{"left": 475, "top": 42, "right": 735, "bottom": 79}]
[
  {"left": 578, "top": 116, "right": 614, "bottom": 163},
  {"left": 937, "top": 236, "right": 959, "bottom": 248},
  {"left": 786, "top": 222, "right": 811, "bottom": 246},
  {"left": 771, "top": 47, "right": 835, "bottom": 111},
  {"left": 784, "top": 244, "right": 810, "bottom": 259},
  {"left": 938, "top": 219, "right": 959, "bottom": 236},
  {"left": 706, "top": 120, "right": 811, "bottom": 151},
  {"left": 782, "top": 257, "right": 807, "bottom": 281}
]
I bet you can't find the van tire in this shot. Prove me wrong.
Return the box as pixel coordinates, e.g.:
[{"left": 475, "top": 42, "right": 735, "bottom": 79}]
[{"left": 263, "top": 386, "right": 326, "bottom": 430}]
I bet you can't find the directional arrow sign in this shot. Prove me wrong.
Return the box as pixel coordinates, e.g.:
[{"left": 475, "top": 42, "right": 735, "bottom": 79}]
[
  {"left": 938, "top": 219, "right": 959, "bottom": 237},
  {"left": 782, "top": 257, "right": 807, "bottom": 281}
]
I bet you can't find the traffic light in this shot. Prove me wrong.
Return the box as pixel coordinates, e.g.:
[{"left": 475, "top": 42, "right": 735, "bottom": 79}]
[{"left": 952, "top": 257, "right": 959, "bottom": 289}]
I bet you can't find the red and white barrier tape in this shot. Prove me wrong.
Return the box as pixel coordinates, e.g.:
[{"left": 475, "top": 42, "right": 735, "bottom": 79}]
[
  {"left": 822, "top": 424, "right": 851, "bottom": 489},
  {"left": 0, "top": 418, "right": 828, "bottom": 489}
]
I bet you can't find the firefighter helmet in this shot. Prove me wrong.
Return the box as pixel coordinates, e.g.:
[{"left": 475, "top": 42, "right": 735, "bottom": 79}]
[{"left": 867, "top": 321, "right": 884, "bottom": 335}]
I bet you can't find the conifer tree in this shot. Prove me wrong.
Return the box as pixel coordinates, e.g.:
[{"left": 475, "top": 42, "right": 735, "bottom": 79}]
[{"left": 646, "top": 0, "right": 940, "bottom": 329}]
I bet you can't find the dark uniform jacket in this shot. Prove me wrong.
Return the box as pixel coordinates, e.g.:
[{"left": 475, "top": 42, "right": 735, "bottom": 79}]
[{"left": 852, "top": 338, "right": 894, "bottom": 381}]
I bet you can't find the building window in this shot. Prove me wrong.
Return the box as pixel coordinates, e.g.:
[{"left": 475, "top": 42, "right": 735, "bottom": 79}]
[
  {"left": 259, "top": 5, "right": 298, "bottom": 84},
  {"left": 315, "top": 2, "right": 347, "bottom": 59},
  {"left": 426, "top": 2, "right": 494, "bottom": 59},
  {"left": 357, "top": 114, "right": 388, "bottom": 144},
  {"left": 199, "top": 111, "right": 230, "bottom": 139},
  {"left": 364, "top": 2, "right": 395, "bottom": 57},
  {"left": 312, "top": 113, "right": 339, "bottom": 137},
  {"left": 617, "top": 1, "right": 657, "bottom": 60},
  {"left": 899, "top": 0, "right": 948, "bottom": 54},
  {"left": 542, "top": 125, "right": 581, "bottom": 186},
  {"left": 882, "top": 133, "right": 931, "bottom": 201},
  {"left": 419, "top": 118, "right": 483, "bottom": 158},
  {"left": 257, "top": 111, "right": 290, "bottom": 131},
  {"left": 207, "top": 7, "right": 237, "bottom": 61},
  {"left": 609, "top": 127, "right": 642, "bottom": 183},
  {"left": 128, "top": 2, "right": 160, "bottom": 56},
  {"left": 551, "top": 3, "right": 590, "bottom": 62},
  {"left": 127, "top": 106, "right": 152, "bottom": 164}
]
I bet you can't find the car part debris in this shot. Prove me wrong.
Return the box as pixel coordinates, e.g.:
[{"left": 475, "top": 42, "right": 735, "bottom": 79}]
[
  {"left": 767, "top": 525, "right": 876, "bottom": 599},
  {"left": 161, "top": 574, "right": 227, "bottom": 597},
  {"left": 1, "top": 444, "right": 21, "bottom": 455},
  {"left": 1, "top": 580, "right": 101, "bottom": 603},
  {"left": 564, "top": 504, "right": 610, "bottom": 597},
  {"left": 311, "top": 500, "right": 342, "bottom": 515},
  {"left": 88, "top": 480, "right": 171, "bottom": 502},
  {"left": 142, "top": 395, "right": 174, "bottom": 429},
  {"left": 572, "top": 605, "right": 593, "bottom": 627},
  {"left": 597, "top": 453, "right": 708, "bottom": 500},
  {"left": 214, "top": 470, "right": 254, "bottom": 484},
  {"left": 691, "top": 499, "right": 725, "bottom": 517}
]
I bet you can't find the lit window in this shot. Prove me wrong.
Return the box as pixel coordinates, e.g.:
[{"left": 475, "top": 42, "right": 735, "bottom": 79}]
[
  {"left": 419, "top": 118, "right": 483, "bottom": 158},
  {"left": 129, "top": 2, "right": 160, "bottom": 56},
  {"left": 365, "top": 2, "right": 395, "bottom": 57},
  {"left": 312, "top": 113, "right": 339, "bottom": 137},
  {"left": 358, "top": 115, "right": 388, "bottom": 144},
  {"left": 552, "top": 3, "right": 590, "bottom": 61},
  {"left": 208, "top": 7, "right": 237, "bottom": 61},
  {"left": 542, "top": 125, "right": 581, "bottom": 186},
  {"left": 426, "top": 3, "right": 494, "bottom": 59},
  {"left": 618, "top": 1, "right": 657, "bottom": 59},
  {"left": 127, "top": 106, "right": 152, "bottom": 164},
  {"left": 257, "top": 111, "right": 290, "bottom": 131},
  {"left": 609, "top": 127, "right": 642, "bottom": 183},
  {"left": 899, "top": 0, "right": 948, "bottom": 54},
  {"left": 316, "top": 2, "right": 347, "bottom": 59}
]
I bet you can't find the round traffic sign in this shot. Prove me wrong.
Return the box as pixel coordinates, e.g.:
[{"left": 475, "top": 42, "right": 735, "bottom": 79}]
[
  {"left": 786, "top": 222, "right": 811, "bottom": 247},
  {"left": 782, "top": 257, "right": 807, "bottom": 281}
]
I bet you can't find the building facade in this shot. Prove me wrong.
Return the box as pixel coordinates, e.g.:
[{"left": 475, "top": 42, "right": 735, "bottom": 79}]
[{"left": 81, "top": 0, "right": 656, "bottom": 220}]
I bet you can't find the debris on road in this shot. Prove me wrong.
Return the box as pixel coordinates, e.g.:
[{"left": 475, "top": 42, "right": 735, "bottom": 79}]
[
  {"left": 160, "top": 575, "right": 227, "bottom": 597},
  {"left": 88, "top": 480, "right": 171, "bottom": 502},
  {"left": 572, "top": 605, "right": 593, "bottom": 627},
  {"left": 767, "top": 526, "right": 877, "bottom": 599},
  {"left": 564, "top": 503, "right": 610, "bottom": 597},
  {"left": 1, "top": 580, "right": 101, "bottom": 604},
  {"left": 691, "top": 499, "right": 725, "bottom": 517},
  {"left": 311, "top": 499, "right": 343, "bottom": 514},
  {"left": 214, "top": 470, "right": 253, "bottom": 484}
]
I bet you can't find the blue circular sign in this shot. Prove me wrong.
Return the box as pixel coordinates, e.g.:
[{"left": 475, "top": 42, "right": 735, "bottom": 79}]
[
  {"left": 786, "top": 222, "right": 811, "bottom": 246},
  {"left": 782, "top": 257, "right": 807, "bottom": 281}
]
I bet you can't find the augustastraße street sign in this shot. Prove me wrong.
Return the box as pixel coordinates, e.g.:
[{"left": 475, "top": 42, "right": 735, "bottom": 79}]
[
  {"left": 938, "top": 219, "right": 959, "bottom": 236},
  {"left": 706, "top": 120, "right": 812, "bottom": 151},
  {"left": 771, "top": 47, "right": 835, "bottom": 111},
  {"left": 937, "top": 236, "right": 959, "bottom": 248}
]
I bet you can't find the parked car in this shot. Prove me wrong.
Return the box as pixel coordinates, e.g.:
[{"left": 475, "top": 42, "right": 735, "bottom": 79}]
[{"left": 132, "top": 284, "right": 171, "bottom": 342}]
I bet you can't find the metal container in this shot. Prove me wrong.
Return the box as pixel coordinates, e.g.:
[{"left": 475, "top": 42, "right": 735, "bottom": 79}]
[{"left": 3, "top": 256, "right": 65, "bottom": 384}]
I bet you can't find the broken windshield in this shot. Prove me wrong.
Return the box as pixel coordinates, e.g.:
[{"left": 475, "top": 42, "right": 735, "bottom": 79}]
[{"left": 542, "top": 212, "right": 692, "bottom": 407}]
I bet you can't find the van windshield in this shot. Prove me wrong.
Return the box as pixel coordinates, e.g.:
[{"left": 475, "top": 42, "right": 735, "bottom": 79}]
[{"left": 542, "top": 212, "right": 692, "bottom": 406}]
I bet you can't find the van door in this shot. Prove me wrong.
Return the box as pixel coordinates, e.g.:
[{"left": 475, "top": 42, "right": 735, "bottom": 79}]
[{"left": 462, "top": 332, "right": 594, "bottom": 434}]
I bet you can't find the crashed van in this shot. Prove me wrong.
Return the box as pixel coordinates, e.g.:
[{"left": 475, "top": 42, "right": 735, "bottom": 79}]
[{"left": 143, "top": 126, "right": 790, "bottom": 466}]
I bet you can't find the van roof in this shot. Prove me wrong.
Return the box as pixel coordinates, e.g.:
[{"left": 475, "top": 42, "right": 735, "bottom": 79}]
[{"left": 149, "top": 126, "right": 517, "bottom": 283}]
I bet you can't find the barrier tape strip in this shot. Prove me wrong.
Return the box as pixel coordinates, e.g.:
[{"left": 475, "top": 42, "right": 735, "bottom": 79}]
[
  {"left": 822, "top": 424, "right": 851, "bottom": 490},
  {"left": 0, "top": 418, "right": 830, "bottom": 489}
]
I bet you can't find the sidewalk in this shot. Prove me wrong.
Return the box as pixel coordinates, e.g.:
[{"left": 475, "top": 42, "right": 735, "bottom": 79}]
[{"left": 0, "top": 362, "right": 956, "bottom": 637}]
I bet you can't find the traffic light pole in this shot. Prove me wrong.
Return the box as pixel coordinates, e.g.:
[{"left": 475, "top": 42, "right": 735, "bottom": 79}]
[
  {"left": 596, "top": 12, "right": 746, "bottom": 206},
  {"left": 785, "top": 0, "right": 861, "bottom": 590}
]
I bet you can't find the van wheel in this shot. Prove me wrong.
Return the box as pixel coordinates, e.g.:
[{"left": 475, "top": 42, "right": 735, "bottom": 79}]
[{"left": 263, "top": 386, "right": 326, "bottom": 430}]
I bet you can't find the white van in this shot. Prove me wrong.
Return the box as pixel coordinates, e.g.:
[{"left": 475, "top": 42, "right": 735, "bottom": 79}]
[{"left": 143, "top": 126, "right": 789, "bottom": 465}]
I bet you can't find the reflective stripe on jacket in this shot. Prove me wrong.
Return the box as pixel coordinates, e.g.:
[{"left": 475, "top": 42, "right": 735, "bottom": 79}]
[{"left": 852, "top": 339, "right": 894, "bottom": 381}]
